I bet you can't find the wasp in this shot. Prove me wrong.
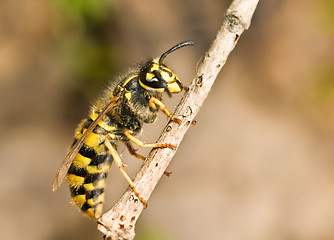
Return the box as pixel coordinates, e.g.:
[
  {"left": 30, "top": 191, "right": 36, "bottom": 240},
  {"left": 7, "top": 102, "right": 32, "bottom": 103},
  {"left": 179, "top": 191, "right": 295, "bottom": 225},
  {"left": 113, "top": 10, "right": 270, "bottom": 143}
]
[{"left": 52, "top": 41, "right": 194, "bottom": 219}]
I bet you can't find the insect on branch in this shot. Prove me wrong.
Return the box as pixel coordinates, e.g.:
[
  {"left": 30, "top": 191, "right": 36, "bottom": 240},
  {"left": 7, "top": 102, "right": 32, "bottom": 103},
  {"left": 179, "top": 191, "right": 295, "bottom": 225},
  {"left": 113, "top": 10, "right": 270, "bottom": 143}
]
[{"left": 98, "top": 0, "right": 260, "bottom": 239}]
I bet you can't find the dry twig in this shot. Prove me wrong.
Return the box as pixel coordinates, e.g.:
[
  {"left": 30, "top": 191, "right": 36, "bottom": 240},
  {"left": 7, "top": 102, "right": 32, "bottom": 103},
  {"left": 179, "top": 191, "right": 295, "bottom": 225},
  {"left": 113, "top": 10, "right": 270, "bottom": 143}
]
[{"left": 98, "top": 0, "right": 259, "bottom": 239}]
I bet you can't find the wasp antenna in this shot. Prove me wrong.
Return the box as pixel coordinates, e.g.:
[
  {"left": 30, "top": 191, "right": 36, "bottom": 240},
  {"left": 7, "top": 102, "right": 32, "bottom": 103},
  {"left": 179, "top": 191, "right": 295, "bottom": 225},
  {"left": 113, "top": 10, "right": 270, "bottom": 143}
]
[{"left": 158, "top": 41, "right": 195, "bottom": 65}]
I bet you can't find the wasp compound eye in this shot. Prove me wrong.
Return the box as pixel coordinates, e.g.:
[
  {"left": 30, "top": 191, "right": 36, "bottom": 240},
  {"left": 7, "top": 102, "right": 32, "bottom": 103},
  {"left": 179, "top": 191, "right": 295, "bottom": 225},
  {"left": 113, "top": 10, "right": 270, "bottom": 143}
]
[{"left": 139, "top": 69, "right": 166, "bottom": 90}]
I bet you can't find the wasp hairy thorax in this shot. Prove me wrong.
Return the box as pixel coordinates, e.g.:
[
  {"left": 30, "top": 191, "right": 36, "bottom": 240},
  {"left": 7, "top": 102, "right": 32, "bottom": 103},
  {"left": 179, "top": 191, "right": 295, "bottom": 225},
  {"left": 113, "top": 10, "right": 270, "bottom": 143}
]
[{"left": 52, "top": 41, "right": 194, "bottom": 219}]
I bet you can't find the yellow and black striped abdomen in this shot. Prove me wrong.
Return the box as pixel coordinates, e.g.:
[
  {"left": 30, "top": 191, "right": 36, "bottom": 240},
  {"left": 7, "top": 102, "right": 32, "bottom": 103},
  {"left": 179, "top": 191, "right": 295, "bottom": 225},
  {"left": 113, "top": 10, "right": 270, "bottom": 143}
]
[{"left": 66, "top": 114, "right": 116, "bottom": 219}]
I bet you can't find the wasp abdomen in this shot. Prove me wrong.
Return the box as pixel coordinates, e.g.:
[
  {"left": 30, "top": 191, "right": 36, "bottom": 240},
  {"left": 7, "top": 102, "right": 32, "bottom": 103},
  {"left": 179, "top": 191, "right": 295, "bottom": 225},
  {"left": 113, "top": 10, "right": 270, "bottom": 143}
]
[{"left": 67, "top": 116, "right": 116, "bottom": 219}]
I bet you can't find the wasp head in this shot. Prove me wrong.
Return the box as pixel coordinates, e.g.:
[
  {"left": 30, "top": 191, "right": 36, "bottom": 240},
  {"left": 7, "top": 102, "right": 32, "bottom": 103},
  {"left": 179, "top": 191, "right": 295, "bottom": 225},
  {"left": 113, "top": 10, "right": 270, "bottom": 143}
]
[{"left": 138, "top": 41, "right": 195, "bottom": 97}]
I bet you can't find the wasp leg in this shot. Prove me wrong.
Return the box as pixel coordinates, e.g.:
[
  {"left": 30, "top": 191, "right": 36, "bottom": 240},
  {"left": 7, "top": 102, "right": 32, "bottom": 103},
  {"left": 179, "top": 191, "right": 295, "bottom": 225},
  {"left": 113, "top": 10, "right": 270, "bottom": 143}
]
[
  {"left": 163, "top": 171, "right": 172, "bottom": 177},
  {"left": 105, "top": 135, "right": 148, "bottom": 208},
  {"left": 126, "top": 142, "right": 172, "bottom": 177},
  {"left": 124, "top": 130, "right": 177, "bottom": 150},
  {"left": 149, "top": 97, "right": 181, "bottom": 124},
  {"left": 126, "top": 142, "right": 146, "bottom": 160}
]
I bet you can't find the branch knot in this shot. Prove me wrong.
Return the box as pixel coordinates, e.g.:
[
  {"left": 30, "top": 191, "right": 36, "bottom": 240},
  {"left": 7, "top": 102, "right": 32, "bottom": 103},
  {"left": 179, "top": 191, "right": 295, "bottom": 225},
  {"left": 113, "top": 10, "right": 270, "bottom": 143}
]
[{"left": 225, "top": 13, "right": 245, "bottom": 35}]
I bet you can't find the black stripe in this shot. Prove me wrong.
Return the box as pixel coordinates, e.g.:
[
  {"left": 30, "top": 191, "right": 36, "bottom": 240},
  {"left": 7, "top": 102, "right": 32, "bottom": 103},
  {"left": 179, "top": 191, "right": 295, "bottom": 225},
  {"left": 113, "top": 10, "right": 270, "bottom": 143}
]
[
  {"left": 90, "top": 154, "right": 112, "bottom": 166},
  {"left": 163, "top": 69, "right": 173, "bottom": 77},
  {"left": 85, "top": 172, "right": 107, "bottom": 184},
  {"left": 81, "top": 201, "right": 103, "bottom": 212},
  {"left": 88, "top": 115, "right": 116, "bottom": 134},
  {"left": 92, "top": 201, "right": 103, "bottom": 211},
  {"left": 68, "top": 164, "right": 87, "bottom": 177},
  {"left": 81, "top": 202, "right": 90, "bottom": 212},
  {"left": 84, "top": 118, "right": 109, "bottom": 135},
  {"left": 98, "top": 114, "right": 115, "bottom": 128},
  {"left": 93, "top": 125, "right": 108, "bottom": 135},
  {"left": 86, "top": 188, "right": 104, "bottom": 200},
  {"left": 70, "top": 185, "right": 85, "bottom": 197},
  {"left": 94, "top": 202, "right": 103, "bottom": 207},
  {"left": 71, "top": 138, "right": 77, "bottom": 147},
  {"left": 83, "top": 118, "right": 93, "bottom": 129},
  {"left": 79, "top": 144, "right": 97, "bottom": 159}
]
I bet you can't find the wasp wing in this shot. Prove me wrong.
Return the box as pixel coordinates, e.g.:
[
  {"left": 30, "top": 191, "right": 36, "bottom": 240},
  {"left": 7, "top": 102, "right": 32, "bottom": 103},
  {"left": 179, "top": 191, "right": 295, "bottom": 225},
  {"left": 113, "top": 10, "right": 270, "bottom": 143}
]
[{"left": 52, "top": 93, "right": 121, "bottom": 191}]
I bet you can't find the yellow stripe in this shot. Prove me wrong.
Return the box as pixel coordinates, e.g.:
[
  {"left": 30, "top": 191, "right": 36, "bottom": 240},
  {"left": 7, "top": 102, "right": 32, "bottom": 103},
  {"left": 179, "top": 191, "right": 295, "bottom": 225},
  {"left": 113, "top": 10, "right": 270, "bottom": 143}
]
[
  {"left": 94, "top": 144, "right": 106, "bottom": 154},
  {"left": 87, "top": 193, "right": 104, "bottom": 205},
  {"left": 85, "top": 205, "right": 103, "bottom": 219},
  {"left": 85, "top": 131, "right": 101, "bottom": 148},
  {"left": 95, "top": 204, "right": 103, "bottom": 218},
  {"left": 73, "top": 153, "right": 91, "bottom": 168},
  {"left": 94, "top": 179, "right": 107, "bottom": 189},
  {"left": 87, "top": 199, "right": 95, "bottom": 205},
  {"left": 85, "top": 208, "right": 96, "bottom": 219},
  {"left": 72, "top": 195, "right": 86, "bottom": 207},
  {"left": 83, "top": 183, "right": 95, "bottom": 191},
  {"left": 82, "top": 178, "right": 107, "bottom": 192},
  {"left": 75, "top": 129, "right": 83, "bottom": 139},
  {"left": 86, "top": 164, "right": 110, "bottom": 174},
  {"left": 67, "top": 174, "right": 85, "bottom": 188},
  {"left": 90, "top": 113, "right": 116, "bottom": 132},
  {"left": 76, "top": 128, "right": 103, "bottom": 148}
]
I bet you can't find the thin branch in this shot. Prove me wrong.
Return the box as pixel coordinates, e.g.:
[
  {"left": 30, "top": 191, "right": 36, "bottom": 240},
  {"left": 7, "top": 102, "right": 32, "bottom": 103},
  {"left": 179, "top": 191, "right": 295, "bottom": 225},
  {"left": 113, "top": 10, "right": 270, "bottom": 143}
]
[{"left": 98, "top": 0, "right": 259, "bottom": 239}]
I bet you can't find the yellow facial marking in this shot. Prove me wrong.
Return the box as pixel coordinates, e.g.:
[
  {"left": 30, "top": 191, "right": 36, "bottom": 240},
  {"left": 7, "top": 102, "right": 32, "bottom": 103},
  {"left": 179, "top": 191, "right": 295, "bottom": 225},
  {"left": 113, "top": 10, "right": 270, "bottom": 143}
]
[
  {"left": 150, "top": 63, "right": 160, "bottom": 71},
  {"left": 161, "top": 71, "right": 172, "bottom": 82},
  {"left": 167, "top": 81, "right": 182, "bottom": 93},
  {"left": 146, "top": 72, "right": 154, "bottom": 81}
]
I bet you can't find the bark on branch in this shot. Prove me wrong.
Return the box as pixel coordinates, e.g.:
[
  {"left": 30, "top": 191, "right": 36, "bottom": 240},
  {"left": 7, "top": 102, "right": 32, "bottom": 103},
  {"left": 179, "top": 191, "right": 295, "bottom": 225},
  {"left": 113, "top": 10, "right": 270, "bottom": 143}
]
[{"left": 98, "top": 0, "right": 259, "bottom": 239}]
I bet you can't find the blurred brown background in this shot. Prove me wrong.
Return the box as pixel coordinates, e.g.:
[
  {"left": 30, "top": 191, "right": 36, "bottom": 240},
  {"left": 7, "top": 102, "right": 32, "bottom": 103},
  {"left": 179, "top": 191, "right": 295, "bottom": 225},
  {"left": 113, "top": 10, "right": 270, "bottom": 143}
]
[{"left": 1, "top": 0, "right": 334, "bottom": 239}]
